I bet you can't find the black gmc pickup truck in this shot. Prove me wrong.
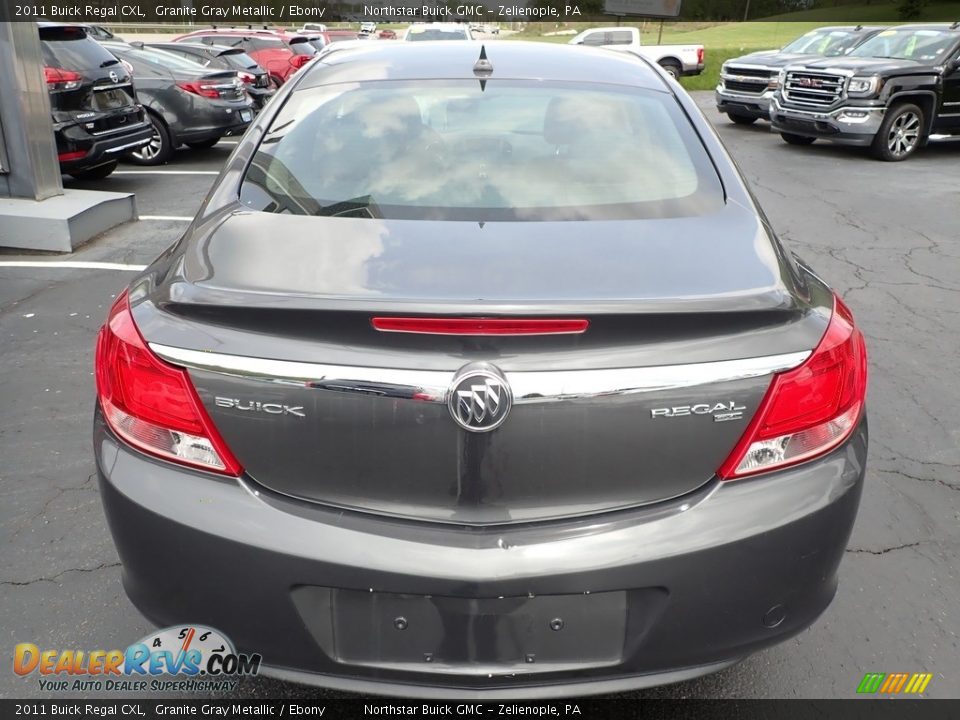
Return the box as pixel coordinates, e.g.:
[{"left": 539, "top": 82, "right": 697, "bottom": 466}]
[{"left": 770, "top": 23, "right": 960, "bottom": 161}]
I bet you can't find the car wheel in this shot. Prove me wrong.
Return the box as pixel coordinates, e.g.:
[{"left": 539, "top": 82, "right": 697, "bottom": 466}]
[
  {"left": 659, "top": 61, "right": 681, "bottom": 80},
  {"left": 186, "top": 138, "right": 220, "bottom": 150},
  {"left": 872, "top": 103, "right": 924, "bottom": 162},
  {"left": 68, "top": 160, "right": 118, "bottom": 181},
  {"left": 780, "top": 133, "right": 816, "bottom": 146},
  {"left": 126, "top": 114, "right": 172, "bottom": 166},
  {"left": 728, "top": 113, "right": 758, "bottom": 125}
]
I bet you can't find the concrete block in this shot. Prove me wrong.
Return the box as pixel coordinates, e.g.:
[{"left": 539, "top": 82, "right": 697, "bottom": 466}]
[{"left": 0, "top": 189, "right": 137, "bottom": 252}]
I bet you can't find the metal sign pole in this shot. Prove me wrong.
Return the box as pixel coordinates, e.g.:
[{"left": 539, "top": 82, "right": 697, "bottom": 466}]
[
  {"left": 0, "top": 17, "right": 63, "bottom": 201},
  {"left": 0, "top": 17, "right": 136, "bottom": 251}
]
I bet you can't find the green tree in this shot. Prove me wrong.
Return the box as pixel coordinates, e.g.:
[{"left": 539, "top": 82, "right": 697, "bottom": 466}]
[{"left": 898, "top": 0, "right": 927, "bottom": 20}]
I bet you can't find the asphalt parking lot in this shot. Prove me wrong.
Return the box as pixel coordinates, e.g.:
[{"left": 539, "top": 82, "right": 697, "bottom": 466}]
[{"left": 1, "top": 91, "right": 958, "bottom": 700}]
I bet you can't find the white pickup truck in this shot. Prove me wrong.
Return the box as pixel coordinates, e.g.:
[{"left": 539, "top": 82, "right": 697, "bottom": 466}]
[{"left": 568, "top": 27, "right": 705, "bottom": 79}]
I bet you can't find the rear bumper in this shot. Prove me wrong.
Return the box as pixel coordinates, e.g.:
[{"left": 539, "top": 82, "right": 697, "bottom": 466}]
[
  {"left": 95, "top": 412, "right": 867, "bottom": 698},
  {"left": 172, "top": 100, "right": 255, "bottom": 144},
  {"left": 55, "top": 117, "right": 153, "bottom": 172},
  {"left": 769, "top": 95, "right": 885, "bottom": 145}
]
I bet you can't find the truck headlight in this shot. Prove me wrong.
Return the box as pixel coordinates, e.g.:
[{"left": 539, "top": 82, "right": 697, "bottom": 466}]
[{"left": 847, "top": 76, "right": 881, "bottom": 96}]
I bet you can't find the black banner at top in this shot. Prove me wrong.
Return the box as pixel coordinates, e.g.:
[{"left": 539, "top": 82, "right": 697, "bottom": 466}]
[{"left": 1, "top": 0, "right": 952, "bottom": 24}]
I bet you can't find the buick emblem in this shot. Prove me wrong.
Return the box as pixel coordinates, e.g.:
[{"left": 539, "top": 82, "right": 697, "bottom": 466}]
[
  {"left": 109, "top": 70, "right": 120, "bottom": 83},
  {"left": 448, "top": 364, "right": 512, "bottom": 433}
]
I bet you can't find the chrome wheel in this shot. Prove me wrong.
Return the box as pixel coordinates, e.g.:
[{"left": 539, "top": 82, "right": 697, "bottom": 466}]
[
  {"left": 130, "top": 123, "right": 162, "bottom": 162},
  {"left": 887, "top": 110, "right": 920, "bottom": 158}
]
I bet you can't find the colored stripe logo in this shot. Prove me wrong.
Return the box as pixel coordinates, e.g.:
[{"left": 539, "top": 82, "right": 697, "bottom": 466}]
[{"left": 857, "top": 672, "right": 932, "bottom": 694}]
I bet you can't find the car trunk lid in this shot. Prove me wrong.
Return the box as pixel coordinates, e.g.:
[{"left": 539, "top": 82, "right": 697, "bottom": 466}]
[{"left": 135, "top": 206, "right": 826, "bottom": 524}]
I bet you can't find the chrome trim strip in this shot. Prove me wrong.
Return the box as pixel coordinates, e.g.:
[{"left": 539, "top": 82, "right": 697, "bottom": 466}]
[
  {"left": 93, "top": 82, "right": 134, "bottom": 91},
  {"left": 150, "top": 344, "right": 810, "bottom": 404},
  {"left": 104, "top": 137, "right": 152, "bottom": 154},
  {"left": 724, "top": 64, "right": 775, "bottom": 72}
]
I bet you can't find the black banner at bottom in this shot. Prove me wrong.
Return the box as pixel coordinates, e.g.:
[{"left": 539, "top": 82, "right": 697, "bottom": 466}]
[{"left": 1, "top": 700, "right": 959, "bottom": 720}]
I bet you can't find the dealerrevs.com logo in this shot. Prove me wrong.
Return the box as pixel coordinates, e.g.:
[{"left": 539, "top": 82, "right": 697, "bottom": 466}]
[{"left": 14, "top": 625, "right": 261, "bottom": 692}]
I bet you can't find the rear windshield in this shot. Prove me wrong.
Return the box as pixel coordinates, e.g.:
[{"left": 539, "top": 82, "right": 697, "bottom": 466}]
[
  {"left": 405, "top": 28, "right": 469, "bottom": 41},
  {"left": 218, "top": 50, "right": 259, "bottom": 69},
  {"left": 582, "top": 30, "right": 634, "bottom": 46},
  {"left": 239, "top": 80, "right": 724, "bottom": 221},
  {"left": 39, "top": 27, "right": 120, "bottom": 70},
  {"left": 849, "top": 28, "right": 959, "bottom": 61},
  {"left": 114, "top": 46, "right": 207, "bottom": 71},
  {"left": 781, "top": 29, "right": 863, "bottom": 57},
  {"left": 289, "top": 38, "right": 318, "bottom": 55}
]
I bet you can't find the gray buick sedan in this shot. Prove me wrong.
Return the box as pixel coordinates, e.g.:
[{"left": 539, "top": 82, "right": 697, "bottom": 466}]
[{"left": 94, "top": 41, "right": 868, "bottom": 697}]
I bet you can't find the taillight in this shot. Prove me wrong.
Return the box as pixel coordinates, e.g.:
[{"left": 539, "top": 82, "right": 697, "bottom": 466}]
[
  {"left": 697, "top": 47, "right": 705, "bottom": 65},
  {"left": 95, "top": 292, "right": 242, "bottom": 476},
  {"left": 58, "top": 149, "right": 89, "bottom": 162},
  {"left": 289, "top": 54, "right": 311, "bottom": 69},
  {"left": 371, "top": 317, "right": 590, "bottom": 336},
  {"left": 717, "top": 295, "right": 867, "bottom": 480},
  {"left": 44, "top": 66, "right": 82, "bottom": 92},
  {"left": 238, "top": 71, "right": 256, "bottom": 84},
  {"left": 176, "top": 81, "right": 220, "bottom": 99}
]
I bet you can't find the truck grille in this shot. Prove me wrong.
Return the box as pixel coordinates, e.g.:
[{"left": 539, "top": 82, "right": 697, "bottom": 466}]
[
  {"left": 725, "top": 66, "right": 772, "bottom": 79},
  {"left": 783, "top": 70, "right": 845, "bottom": 107},
  {"left": 724, "top": 79, "right": 767, "bottom": 94},
  {"left": 721, "top": 66, "right": 773, "bottom": 95}
]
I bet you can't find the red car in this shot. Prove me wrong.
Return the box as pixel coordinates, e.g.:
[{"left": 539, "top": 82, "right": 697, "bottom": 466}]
[
  {"left": 172, "top": 28, "right": 318, "bottom": 85},
  {"left": 378, "top": 29, "right": 398, "bottom": 40}
]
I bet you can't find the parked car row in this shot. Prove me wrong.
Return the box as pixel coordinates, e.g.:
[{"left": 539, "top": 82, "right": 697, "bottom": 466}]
[
  {"left": 717, "top": 22, "right": 960, "bottom": 161},
  {"left": 39, "top": 22, "right": 328, "bottom": 178}
]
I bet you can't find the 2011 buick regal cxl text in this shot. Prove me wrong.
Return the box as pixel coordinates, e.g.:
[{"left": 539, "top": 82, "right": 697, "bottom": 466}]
[{"left": 93, "top": 41, "right": 869, "bottom": 698}]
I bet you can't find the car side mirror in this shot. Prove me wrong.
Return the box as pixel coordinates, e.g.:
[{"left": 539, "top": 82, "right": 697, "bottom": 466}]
[{"left": 950, "top": 57, "right": 960, "bottom": 72}]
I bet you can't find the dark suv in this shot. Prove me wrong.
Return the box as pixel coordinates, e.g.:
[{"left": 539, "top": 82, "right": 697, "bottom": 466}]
[
  {"left": 770, "top": 23, "right": 960, "bottom": 160},
  {"left": 38, "top": 22, "right": 152, "bottom": 180}
]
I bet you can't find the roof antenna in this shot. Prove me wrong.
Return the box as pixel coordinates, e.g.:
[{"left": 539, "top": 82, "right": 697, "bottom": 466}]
[
  {"left": 854, "top": 24, "right": 863, "bottom": 31},
  {"left": 951, "top": 20, "right": 960, "bottom": 29},
  {"left": 474, "top": 45, "right": 493, "bottom": 91}
]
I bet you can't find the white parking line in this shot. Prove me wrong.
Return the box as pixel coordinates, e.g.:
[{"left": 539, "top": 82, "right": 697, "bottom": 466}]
[
  {"left": 140, "top": 215, "right": 193, "bottom": 221},
  {"left": 114, "top": 170, "right": 219, "bottom": 175},
  {"left": 0, "top": 261, "right": 146, "bottom": 271}
]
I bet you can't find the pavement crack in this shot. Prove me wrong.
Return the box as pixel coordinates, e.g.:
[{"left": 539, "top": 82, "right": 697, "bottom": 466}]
[
  {"left": 9, "top": 472, "right": 98, "bottom": 541},
  {"left": 875, "top": 467, "right": 960, "bottom": 492},
  {"left": 1, "top": 561, "right": 120, "bottom": 587},
  {"left": 845, "top": 541, "right": 925, "bottom": 556}
]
